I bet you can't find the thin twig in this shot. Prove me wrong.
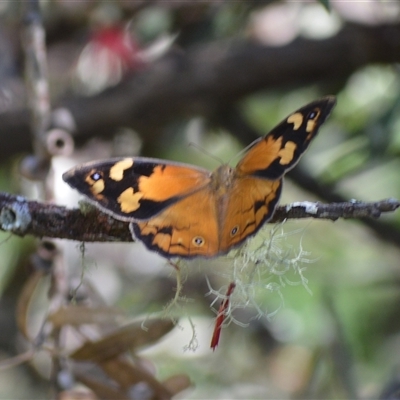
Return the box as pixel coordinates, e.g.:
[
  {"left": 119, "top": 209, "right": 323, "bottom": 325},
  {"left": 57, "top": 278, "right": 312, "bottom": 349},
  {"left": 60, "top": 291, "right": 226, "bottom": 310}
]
[{"left": 21, "top": 0, "right": 51, "bottom": 163}]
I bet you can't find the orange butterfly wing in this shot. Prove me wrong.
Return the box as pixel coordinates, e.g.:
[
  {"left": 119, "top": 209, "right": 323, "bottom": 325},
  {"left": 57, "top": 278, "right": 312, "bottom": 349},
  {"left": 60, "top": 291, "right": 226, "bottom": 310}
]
[
  {"left": 64, "top": 157, "right": 224, "bottom": 257},
  {"left": 237, "top": 96, "right": 336, "bottom": 178},
  {"left": 131, "top": 189, "right": 220, "bottom": 258},
  {"left": 219, "top": 96, "right": 336, "bottom": 252},
  {"left": 62, "top": 157, "right": 212, "bottom": 221},
  {"left": 219, "top": 177, "right": 282, "bottom": 252}
]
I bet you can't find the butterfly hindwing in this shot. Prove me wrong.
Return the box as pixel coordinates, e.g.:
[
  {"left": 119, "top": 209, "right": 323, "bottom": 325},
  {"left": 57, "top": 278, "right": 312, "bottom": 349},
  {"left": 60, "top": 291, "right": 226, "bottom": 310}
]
[
  {"left": 62, "top": 157, "right": 211, "bottom": 221},
  {"left": 220, "top": 177, "right": 282, "bottom": 252},
  {"left": 237, "top": 96, "right": 336, "bottom": 180},
  {"left": 131, "top": 188, "right": 220, "bottom": 258}
]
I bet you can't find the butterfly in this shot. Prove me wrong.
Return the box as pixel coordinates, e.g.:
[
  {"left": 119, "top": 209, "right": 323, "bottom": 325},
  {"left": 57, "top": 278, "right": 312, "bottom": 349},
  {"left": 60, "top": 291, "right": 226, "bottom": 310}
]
[{"left": 63, "top": 96, "right": 336, "bottom": 258}]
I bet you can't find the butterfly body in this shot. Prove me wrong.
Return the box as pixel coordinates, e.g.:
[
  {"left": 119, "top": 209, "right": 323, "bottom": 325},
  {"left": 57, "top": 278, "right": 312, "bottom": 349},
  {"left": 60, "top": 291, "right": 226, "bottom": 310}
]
[{"left": 63, "top": 96, "right": 336, "bottom": 258}]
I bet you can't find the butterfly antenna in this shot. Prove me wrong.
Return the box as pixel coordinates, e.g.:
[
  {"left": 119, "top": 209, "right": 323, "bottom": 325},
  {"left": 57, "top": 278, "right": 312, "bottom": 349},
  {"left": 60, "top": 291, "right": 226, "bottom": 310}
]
[
  {"left": 188, "top": 142, "right": 225, "bottom": 165},
  {"left": 227, "top": 139, "right": 259, "bottom": 165}
]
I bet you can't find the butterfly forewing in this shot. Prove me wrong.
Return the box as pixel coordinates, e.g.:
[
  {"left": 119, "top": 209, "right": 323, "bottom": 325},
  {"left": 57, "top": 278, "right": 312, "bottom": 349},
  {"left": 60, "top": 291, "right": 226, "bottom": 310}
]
[
  {"left": 62, "top": 157, "right": 211, "bottom": 221},
  {"left": 236, "top": 96, "right": 336, "bottom": 180}
]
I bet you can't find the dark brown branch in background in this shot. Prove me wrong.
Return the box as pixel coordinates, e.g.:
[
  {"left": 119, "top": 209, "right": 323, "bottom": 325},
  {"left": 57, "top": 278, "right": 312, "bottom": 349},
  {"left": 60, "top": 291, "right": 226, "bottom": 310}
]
[
  {"left": 0, "top": 192, "right": 398, "bottom": 245},
  {"left": 1, "top": 21, "right": 400, "bottom": 159}
]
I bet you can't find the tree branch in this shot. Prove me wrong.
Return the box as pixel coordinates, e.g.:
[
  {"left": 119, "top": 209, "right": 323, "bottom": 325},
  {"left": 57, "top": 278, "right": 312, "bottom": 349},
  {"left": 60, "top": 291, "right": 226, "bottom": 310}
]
[{"left": 0, "top": 192, "right": 398, "bottom": 244}]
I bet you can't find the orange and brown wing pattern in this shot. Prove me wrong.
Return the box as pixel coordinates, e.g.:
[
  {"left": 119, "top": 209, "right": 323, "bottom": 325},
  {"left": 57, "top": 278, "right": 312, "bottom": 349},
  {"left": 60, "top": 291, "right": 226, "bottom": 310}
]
[
  {"left": 62, "top": 157, "right": 211, "bottom": 221},
  {"left": 131, "top": 188, "right": 220, "bottom": 258},
  {"left": 219, "top": 177, "right": 282, "bottom": 252},
  {"left": 217, "top": 96, "right": 336, "bottom": 252},
  {"left": 131, "top": 174, "right": 282, "bottom": 259},
  {"left": 237, "top": 96, "right": 336, "bottom": 180}
]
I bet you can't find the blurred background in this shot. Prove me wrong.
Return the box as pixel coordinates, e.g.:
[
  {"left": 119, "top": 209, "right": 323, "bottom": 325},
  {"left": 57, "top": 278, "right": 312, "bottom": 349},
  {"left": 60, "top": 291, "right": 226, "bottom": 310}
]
[{"left": 1, "top": 0, "right": 400, "bottom": 399}]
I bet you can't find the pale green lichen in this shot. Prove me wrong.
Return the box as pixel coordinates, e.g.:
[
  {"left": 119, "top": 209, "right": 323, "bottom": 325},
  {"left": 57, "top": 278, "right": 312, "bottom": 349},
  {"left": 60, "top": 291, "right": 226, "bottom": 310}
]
[{"left": 207, "top": 221, "right": 314, "bottom": 328}]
